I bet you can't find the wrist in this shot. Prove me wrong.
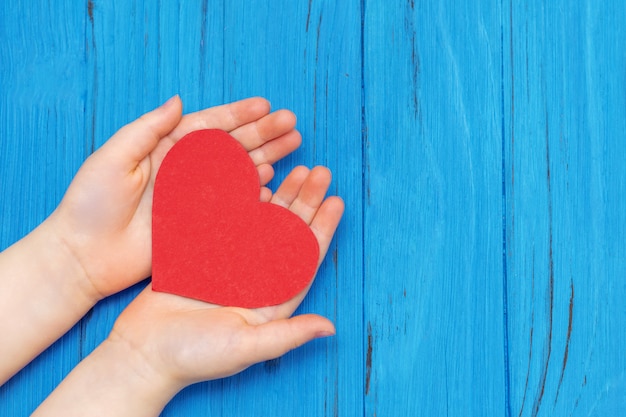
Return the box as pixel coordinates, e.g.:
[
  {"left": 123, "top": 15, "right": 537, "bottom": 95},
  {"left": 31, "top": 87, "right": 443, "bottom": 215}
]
[
  {"left": 0, "top": 220, "right": 100, "bottom": 383},
  {"left": 42, "top": 214, "right": 105, "bottom": 304},
  {"left": 106, "top": 330, "right": 186, "bottom": 398},
  {"left": 33, "top": 336, "right": 182, "bottom": 417}
]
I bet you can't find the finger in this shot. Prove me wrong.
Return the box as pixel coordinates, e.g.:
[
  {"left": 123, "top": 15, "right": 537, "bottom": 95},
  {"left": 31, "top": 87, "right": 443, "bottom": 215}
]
[
  {"left": 287, "top": 166, "right": 332, "bottom": 225},
  {"left": 167, "top": 97, "right": 271, "bottom": 142},
  {"left": 101, "top": 95, "right": 183, "bottom": 165},
  {"left": 260, "top": 187, "right": 273, "bottom": 202},
  {"left": 257, "top": 163, "right": 274, "bottom": 187},
  {"left": 241, "top": 314, "right": 335, "bottom": 365},
  {"left": 309, "top": 196, "right": 344, "bottom": 262},
  {"left": 270, "top": 166, "right": 310, "bottom": 208},
  {"left": 229, "top": 109, "right": 297, "bottom": 151},
  {"left": 247, "top": 130, "right": 302, "bottom": 166}
]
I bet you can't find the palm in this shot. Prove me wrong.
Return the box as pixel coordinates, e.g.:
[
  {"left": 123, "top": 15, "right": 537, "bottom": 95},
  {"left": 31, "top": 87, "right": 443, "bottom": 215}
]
[{"left": 110, "top": 166, "right": 344, "bottom": 386}]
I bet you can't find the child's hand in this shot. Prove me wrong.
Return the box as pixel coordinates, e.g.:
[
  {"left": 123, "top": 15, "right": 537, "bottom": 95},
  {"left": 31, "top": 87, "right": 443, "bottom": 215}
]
[
  {"left": 113, "top": 166, "right": 343, "bottom": 384},
  {"left": 32, "top": 166, "right": 344, "bottom": 417},
  {"left": 47, "top": 96, "right": 301, "bottom": 302}
]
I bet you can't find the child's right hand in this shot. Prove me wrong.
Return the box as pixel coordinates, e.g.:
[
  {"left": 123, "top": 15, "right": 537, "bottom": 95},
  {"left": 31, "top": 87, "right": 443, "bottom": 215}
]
[{"left": 47, "top": 96, "right": 302, "bottom": 303}]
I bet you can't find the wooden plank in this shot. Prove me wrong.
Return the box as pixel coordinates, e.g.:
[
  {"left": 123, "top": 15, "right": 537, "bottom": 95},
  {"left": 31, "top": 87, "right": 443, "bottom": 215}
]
[
  {"left": 0, "top": 1, "right": 90, "bottom": 415},
  {"left": 187, "top": 1, "right": 364, "bottom": 416},
  {"left": 363, "top": 1, "right": 506, "bottom": 415},
  {"left": 503, "top": 1, "right": 626, "bottom": 415},
  {"left": 77, "top": 4, "right": 229, "bottom": 415}
]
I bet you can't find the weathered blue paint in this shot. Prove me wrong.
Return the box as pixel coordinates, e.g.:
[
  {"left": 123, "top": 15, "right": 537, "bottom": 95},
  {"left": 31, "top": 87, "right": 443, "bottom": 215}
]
[{"left": 0, "top": 1, "right": 624, "bottom": 416}]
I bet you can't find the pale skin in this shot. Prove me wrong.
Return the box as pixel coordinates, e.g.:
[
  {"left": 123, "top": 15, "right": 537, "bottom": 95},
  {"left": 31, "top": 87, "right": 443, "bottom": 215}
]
[
  {"left": 33, "top": 165, "right": 343, "bottom": 416},
  {"left": 0, "top": 95, "right": 344, "bottom": 413}
]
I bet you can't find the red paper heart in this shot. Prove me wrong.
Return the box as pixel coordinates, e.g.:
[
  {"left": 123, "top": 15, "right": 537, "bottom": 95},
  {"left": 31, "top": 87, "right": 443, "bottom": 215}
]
[{"left": 151, "top": 129, "right": 319, "bottom": 308}]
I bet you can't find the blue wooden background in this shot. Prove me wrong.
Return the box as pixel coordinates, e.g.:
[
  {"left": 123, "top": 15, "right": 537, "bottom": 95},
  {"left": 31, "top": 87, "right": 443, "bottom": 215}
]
[{"left": 1, "top": 1, "right": 624, "bottom": 415}]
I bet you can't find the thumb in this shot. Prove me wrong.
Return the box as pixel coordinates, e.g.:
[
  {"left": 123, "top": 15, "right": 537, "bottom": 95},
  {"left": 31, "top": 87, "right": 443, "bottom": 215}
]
[
  {"left": 101, "top": 95, "right": 183, "bottom": 164},
  {"left": 244, "top": 314, "right": 335, "bottom": 364}
]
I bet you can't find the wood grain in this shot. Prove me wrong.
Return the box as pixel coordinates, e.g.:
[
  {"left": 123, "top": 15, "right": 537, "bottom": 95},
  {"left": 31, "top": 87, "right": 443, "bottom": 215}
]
[
  {"left": 363, "top": 1, "right": 505, "bottom": 415},
  {"left": 0, "top": 0, "right": 624, "bottom": 416},
  {"left": 503, "top": 1, "right": 626, "bottom": 416},
  {"left": 0, "top": 1, "right": 90, "bottom": 413}
]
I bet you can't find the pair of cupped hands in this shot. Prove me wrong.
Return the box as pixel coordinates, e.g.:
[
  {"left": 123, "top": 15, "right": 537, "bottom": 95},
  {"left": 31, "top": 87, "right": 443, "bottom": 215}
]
[{"left": 0, "top": 96, "right": 342, "bottom": 415}]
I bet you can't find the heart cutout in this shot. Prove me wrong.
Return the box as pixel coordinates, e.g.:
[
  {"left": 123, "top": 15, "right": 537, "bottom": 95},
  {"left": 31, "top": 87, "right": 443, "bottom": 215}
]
[{"left": 152, "top": 129, "right": 319, "bottom": 308}]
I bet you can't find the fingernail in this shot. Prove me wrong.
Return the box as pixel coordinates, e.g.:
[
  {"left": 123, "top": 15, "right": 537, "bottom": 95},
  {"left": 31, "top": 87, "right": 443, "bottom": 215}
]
[
  {"left": 160, "top": 94, "right": 179, "bottom": 109},
  {"left": 316, "top": 330, "right": 336, "bottom": 339}
]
